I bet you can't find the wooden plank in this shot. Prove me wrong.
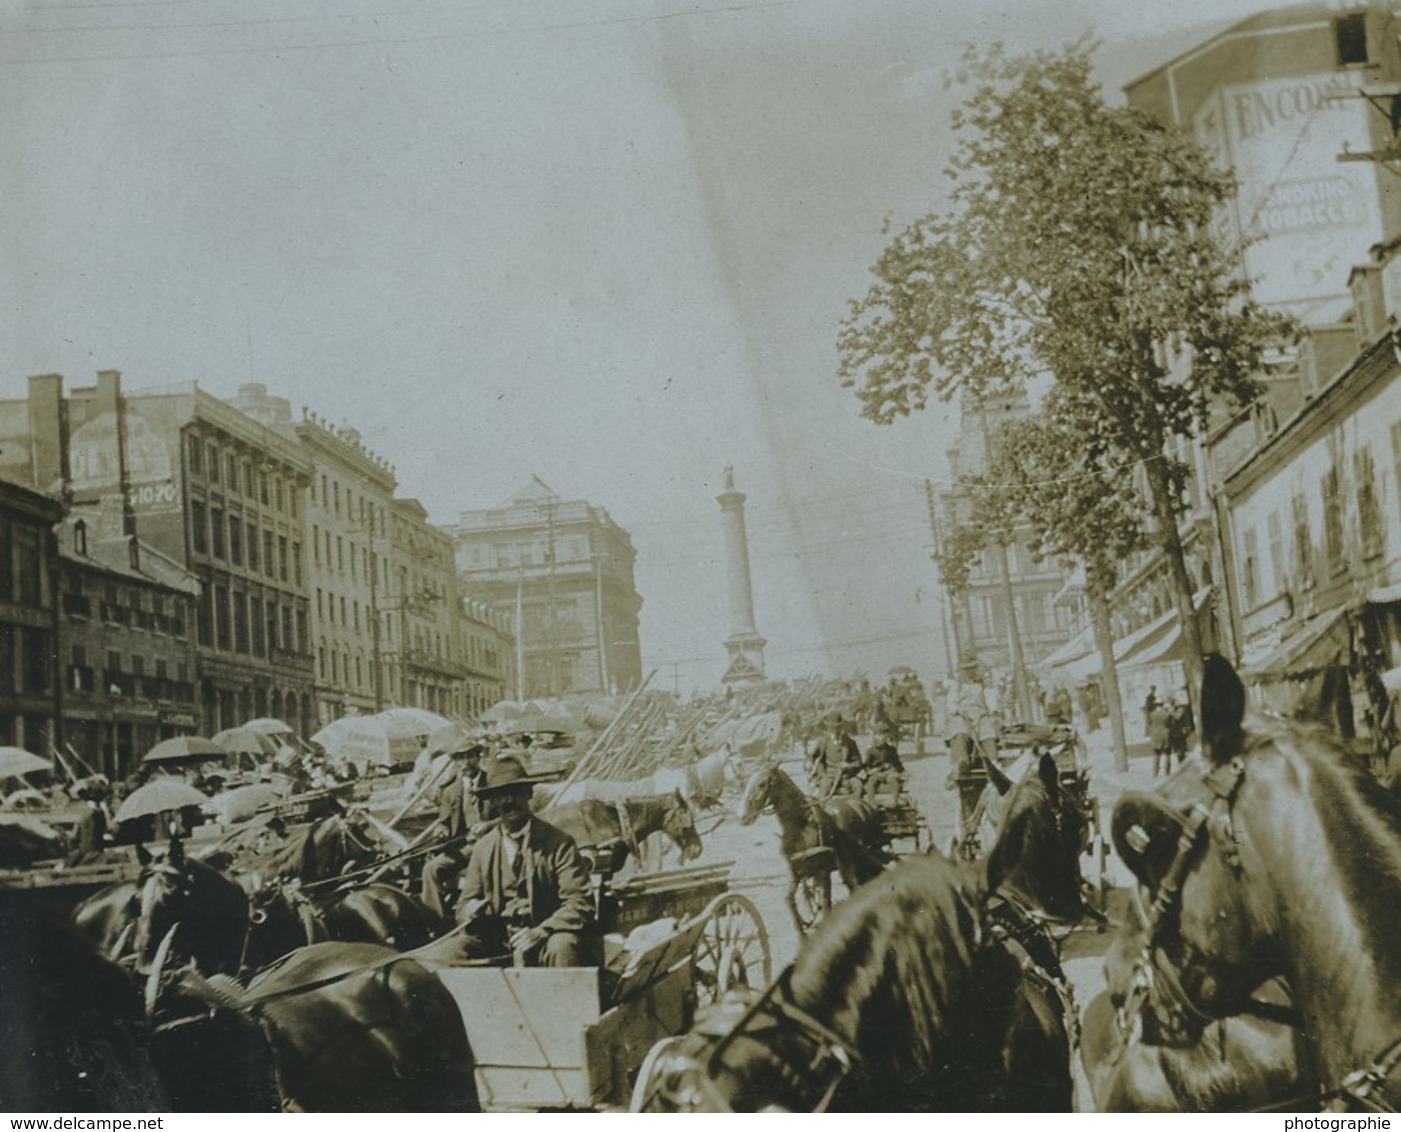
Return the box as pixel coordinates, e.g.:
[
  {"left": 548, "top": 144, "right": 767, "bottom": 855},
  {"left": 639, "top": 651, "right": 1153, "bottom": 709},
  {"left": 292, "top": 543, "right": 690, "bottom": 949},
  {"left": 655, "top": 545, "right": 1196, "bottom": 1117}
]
[
  {"left": 437, "top": 966, "right": 601, "bottom": 1109},
  {"left": 587, "top": 967, "right": 691, "bottom": 1106}
]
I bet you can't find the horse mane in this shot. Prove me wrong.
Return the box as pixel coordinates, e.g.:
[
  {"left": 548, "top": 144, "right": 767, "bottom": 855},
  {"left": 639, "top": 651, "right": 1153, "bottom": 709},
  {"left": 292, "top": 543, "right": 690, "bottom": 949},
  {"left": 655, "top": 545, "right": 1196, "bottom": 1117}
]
[
  {"left": 788, "top": 853, "right": 985, "bottom": 1078},
  {"left": 1248, "top": 720, "right": 1401, "bottom": 921}
]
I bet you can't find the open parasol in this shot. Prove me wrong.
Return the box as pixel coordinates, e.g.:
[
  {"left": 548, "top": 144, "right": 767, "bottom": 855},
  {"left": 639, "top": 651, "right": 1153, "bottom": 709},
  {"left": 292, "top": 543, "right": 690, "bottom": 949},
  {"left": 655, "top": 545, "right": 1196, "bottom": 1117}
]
[
  {"left": 212, "top": 727, "right": 278, "bottom": 760},
  {"left": 115, "top": 779, "right": 210, "bottom": 824},
  {"left": 0, "top": 747, "right": 54, "bottom": 780},
  {"left": 142, "top": 736, "right": 226, "bottom": 766},
  {"left": 242, "top": 718, "right": 296, "bottom": 737}
]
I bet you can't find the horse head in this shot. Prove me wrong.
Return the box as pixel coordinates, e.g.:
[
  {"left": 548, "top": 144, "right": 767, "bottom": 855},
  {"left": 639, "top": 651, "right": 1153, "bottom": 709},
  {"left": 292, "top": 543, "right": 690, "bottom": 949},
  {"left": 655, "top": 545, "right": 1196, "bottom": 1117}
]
[
  {"left": 1111, "top": 654, "right": 1304, "bottom": 1045},
  {"left": 632, "top": 982, "right": 854, "bottom": 1112},
  {"left": 986, "top": 752, "right": 1087, "bottom": 924},
  {"left": 131, "top": 836, "right": 250, "bottom": 977},
  {"left": 301, "top": 809, "right": 382, "bottom": 882},
  {"left": 661, "top": 789, "right": 704, "bottom": 863},
  {"left": 739, "top": 766, "right": 775, "bottom": 827}
]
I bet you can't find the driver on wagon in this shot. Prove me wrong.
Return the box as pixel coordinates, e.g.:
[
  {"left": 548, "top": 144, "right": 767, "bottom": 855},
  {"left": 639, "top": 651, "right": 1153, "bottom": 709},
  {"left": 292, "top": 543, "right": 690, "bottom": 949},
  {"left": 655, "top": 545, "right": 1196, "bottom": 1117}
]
[{"left": 456, "top": 753, "right": 600, "bottom": 968}]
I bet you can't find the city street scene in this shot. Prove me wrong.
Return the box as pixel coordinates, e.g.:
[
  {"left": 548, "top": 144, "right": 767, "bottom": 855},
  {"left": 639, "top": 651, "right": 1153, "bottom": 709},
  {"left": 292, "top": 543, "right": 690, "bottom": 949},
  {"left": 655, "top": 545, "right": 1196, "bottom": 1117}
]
[{"left": 5, "top": 0, "right": 1401, "bottom": 1115}]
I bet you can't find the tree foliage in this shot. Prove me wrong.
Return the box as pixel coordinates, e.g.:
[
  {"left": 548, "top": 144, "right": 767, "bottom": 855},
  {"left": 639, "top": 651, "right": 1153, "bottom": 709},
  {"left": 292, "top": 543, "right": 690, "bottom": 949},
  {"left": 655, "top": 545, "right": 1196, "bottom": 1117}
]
[{"left": 839, "top": 38, "right": 1297, "bottom": 699}]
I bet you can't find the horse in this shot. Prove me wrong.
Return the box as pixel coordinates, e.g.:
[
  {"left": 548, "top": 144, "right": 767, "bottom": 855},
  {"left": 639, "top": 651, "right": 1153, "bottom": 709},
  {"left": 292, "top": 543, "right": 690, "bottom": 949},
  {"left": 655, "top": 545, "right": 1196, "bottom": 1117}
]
[
  {"left": 252, "top": 806, "right": 386, "bottom": 885},
  {"left": 1110, "top": 653, "right": 1401, "bottom": 1112},
  {"left": 0, "top": 893, "right": 170, "bottom": 1110},
  {"left": 543, "top": 789, "right": 703, "bottom": 869},
  {"left": 739, "top": 762, "right": 888, "bottom": 934},
  {"left": 1079, "top": 886, "right": 1307, "bottom": 1112},
  {"left": 242, "top": 879, "right": 446, "bottom": 971},
  {"left": 633, "top": 752, "right": 1087, "bottom": 1111},
  {"left": 73, "top": 837, "right": 251, "bottom": 977},
  {"left": 158, "top": 942, "right": 479, "bottom": 1112}
]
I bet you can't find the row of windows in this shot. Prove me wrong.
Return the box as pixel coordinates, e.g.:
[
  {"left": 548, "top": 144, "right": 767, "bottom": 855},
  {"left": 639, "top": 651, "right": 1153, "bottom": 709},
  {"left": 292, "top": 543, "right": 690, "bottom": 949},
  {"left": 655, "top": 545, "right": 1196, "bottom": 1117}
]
[
  {"left": 318, "top": 642, "right": 371, "bottom": 693},
  {"left": 462, "top": 536, "right": 593, "bottom": 570},
  {"left": 186, "top": 434, "right": 300, "bottom": 519},
  {"left": 311, "top": 524, "right": 382, "bottom": 583},
  {"left": 0, "top": 517, "right": 46, "bottom": 607},
  {"left": 190, "top": 501, "right": 301, "bottom": 586},
  {"left": 196, "top": 586, "right": 308, "bottom": 659},
  {"left": 313, "top": 473, "right": 384, "bottom": 535},
  {"left": 1238, "top": 437, "right": 1393, "bottom": 610}
]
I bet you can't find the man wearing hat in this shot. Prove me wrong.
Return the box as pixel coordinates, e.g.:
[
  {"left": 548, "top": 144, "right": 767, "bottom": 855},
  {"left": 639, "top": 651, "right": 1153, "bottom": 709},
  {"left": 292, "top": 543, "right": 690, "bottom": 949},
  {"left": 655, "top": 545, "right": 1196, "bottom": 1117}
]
[
  {"left": 421, "top": 742, "right": 489, "bottom": 918},
  {"left": 455, "top": 753, "right": 599, "bottom": 968},
  {"left": 806, "top": 712, "right": 862, "bottom": 800},
  {"left": 860, "top": 724, "right": 907, "bottom": 804}
]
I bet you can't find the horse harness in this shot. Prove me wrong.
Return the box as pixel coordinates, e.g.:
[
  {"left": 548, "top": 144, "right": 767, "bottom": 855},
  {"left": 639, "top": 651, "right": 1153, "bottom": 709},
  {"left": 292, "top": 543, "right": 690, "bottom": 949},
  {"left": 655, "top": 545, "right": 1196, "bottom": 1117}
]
[
  {"left": 1125, "top": 752, "right": 1401, "bottom": 1113},
  {"left": 986, "top": 891, "right": 1080, "bottom": 1051}
]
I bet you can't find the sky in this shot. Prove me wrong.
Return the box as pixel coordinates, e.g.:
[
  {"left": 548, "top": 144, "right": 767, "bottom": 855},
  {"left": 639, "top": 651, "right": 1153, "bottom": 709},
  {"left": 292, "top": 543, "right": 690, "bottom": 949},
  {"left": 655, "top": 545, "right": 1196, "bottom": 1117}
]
[{"left": 0, "top": 0, "right": 1286, "bottom": 690}]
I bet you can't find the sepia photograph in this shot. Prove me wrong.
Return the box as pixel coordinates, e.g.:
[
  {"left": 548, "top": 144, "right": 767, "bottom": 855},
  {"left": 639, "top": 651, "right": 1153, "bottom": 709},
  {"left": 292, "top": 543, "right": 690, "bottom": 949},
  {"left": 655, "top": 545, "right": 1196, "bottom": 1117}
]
[{"left": 1, "top": 0, "right": 1399, "bottom": 1114}]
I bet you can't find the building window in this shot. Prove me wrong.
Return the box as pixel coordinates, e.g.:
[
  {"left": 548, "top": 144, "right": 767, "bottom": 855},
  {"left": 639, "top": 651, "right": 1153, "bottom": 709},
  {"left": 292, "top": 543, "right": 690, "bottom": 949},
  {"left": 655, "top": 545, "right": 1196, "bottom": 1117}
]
[
  {"left": 313, "top": 525, "right": 321, "bottom": 566},
  {"left": 1266, "top": 511, "right": 1285, "bottom": 598},
  {"left": 214, "top": 584, "right": 231, "bottom": 651},
  {"left": 228, "top": 516, "right": 242, "bottom": 566},
  {"left": 1323, "top": 466, "right": 1346, "bottom": 575},
  {"left": 292, "top": 542, "right": 302, "bottom": 587},
  {"left": 247, "top": 523, "right": 259, "bottom": 570},
  {"left": 191, "top": 501, "right": 208, "bottom": 555},
  {"left": 211, "top": 507, "right": 226, "bottom": 560},
  {"left": 73, "top": 520, "right": 87, "bottom": 556},
  {"left": 275, "top": 479, "right": 285, "bottom": 512},
  {"left": 188, "top": 436, "right": 203, "bottom": 475},
  {"left": 1292, "top": 493, "right": 1314, "bottom": 588},
  {"left": 266, "top": 601, "right": 279, "bottom": 651},
  {"left": 251, "top": 597, "right": 265, "bottom": 656},
  {"left": 1335, "top": 12, "right": 1368, "bottom": 66},
  {"left": 242, "top": 461, "right": 252, "bottom": 497},
  {"left": 279, "top": 536, "right": 289, "bottom": 582},
  {"left": 1242, "top": 528, "right": 1259, "bottom": 610},
  {"left": 208, "top": 444, "right": 220, "bottom": 484},
  {"left": 263, "top": 531, "right": 275, "bottom": 577},
  {"left": 282, "top": 607, "right": 293, "bottom": 655},
  {"left": 296, "top": 609, "right": 307, "bottom": 653},
  {"left": 233, "top": 591, "right": 249, "bottom": 654},
  {"left": 1357, "top": 446, "right": 1384, "bottom": 560},
  {"left": 334, "top": 481, "right": 340, "bottom": 516},
  {"left": 226, "top": 453, "right": 238, "bottom": 489},
  {"left": 260, "top": 473, "right": 270, "bottom": 506}
]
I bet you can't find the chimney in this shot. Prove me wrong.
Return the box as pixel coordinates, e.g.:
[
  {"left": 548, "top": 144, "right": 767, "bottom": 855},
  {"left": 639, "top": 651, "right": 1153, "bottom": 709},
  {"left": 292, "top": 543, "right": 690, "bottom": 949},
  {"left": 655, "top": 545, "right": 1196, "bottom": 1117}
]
[
  {"left": 95, "top": 369, "right": 136, "bottom": 537},
  {"left": 27, "top": 374, "right": 68, "bottom": 496}
]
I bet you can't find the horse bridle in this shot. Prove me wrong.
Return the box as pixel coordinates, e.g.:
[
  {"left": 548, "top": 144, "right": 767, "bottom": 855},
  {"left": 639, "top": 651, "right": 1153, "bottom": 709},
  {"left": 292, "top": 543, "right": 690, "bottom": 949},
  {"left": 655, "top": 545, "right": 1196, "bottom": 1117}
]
[
  {"left": 644, "top": 967, "right": 859, "bottom": 1112},
  {"left": 1124, "top": 752, "right": 1401, "bottom": 1112}
]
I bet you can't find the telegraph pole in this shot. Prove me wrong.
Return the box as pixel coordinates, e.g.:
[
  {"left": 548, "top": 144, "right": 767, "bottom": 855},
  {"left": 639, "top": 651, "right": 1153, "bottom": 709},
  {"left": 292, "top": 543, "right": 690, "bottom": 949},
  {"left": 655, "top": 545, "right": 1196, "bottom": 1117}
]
[{"left": 925, "top": 479, "right": 959, "bottom": 679}]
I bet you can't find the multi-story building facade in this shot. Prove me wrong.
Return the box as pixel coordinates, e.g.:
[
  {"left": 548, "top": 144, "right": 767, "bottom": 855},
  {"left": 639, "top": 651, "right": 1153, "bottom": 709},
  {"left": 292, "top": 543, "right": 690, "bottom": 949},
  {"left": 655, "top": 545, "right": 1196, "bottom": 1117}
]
[
  {"left": 460, "top": 597, "right": 515, "bottom": 717},
  {"left": 451, "top": 478, "right": 643, "bottom": 699},
  {"left": 385, "top": 498, "right": 467, "bottom": 716},
  {"left": 1209, "top": 239, "right": 1401, "bottom": 732},
  {"left": 0, "top": 372, "right": 316, "bottom": 736},
  {"left": 56, "top": 502, "right": 201, "bottom": 778},
  {"left": 0, "top": 479, "right": 62, "bottom": 754},
  {"left": 227, "top": 385, "right": 398, "bottom": 726}
]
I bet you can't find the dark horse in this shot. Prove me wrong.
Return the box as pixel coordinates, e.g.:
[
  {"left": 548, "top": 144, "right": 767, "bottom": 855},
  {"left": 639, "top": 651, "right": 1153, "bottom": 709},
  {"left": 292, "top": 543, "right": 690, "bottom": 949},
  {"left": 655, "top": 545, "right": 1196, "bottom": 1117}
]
[
  {"left": 1079, "top": 885, "right": 1306, "bottom": 1112},
  {"left": 177, "top": 942, "right": 479, "bottom": 1112},
  {"left": 740, "top": 762, "right": 887, "bottom": 934},
  {"left": 544, "top": 789, "right": 704, "bottom": 868},
  {"left": 73, "top": 837, "right": 251, "bottom": 976},
  {"left": 250, "top": 806, "right": 386, "bottom": 885},
  {"left": 635, "top": 753, "right": 1087, "bottom": 1111},
  {"left": 1110, "top": 653, "right": 1401, "bottom": 1112},
  {"left": 0, "top": 892, "right": 169, "bottom": 1110},
  {"left": 242, "top": 880, "right": 446, "bottom": 971}
]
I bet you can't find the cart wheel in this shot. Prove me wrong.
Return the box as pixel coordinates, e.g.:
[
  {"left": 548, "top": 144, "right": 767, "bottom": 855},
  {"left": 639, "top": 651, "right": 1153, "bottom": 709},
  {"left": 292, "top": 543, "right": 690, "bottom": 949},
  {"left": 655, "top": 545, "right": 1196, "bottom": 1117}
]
[
  {"left": 793, "top": 871, "right": 831, "bottom": 934},
  {"left": 693, "top": 893, "right": 772, "bottom": 1007},
  {"left": 629, "top": 1035, "right": 686, "bottom": 1112}
]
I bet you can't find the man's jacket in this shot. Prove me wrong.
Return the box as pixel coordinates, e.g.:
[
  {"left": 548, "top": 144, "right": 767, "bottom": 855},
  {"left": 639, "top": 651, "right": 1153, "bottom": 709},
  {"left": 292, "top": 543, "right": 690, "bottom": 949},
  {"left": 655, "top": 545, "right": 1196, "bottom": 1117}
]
[{"left": 458, "top": 815, "right": 595, "bottom": 936}]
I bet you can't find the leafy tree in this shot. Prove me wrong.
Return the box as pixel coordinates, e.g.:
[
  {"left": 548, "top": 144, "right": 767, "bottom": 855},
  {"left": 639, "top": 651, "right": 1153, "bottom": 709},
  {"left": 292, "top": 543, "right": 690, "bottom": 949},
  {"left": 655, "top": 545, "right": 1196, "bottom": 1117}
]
[
  {"left": 839, "top": 39, "right": 1296, "bottom": 710},
  {"left": 991, "top": 389, "right": 1149, "bottom": 768}
]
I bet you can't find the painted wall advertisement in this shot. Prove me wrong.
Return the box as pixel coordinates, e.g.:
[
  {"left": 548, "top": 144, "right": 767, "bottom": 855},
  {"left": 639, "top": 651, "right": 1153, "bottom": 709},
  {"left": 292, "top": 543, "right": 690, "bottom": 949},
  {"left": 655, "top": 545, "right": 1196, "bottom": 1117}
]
[{"left": 1193, "top": 70, "right": 1385, "bottom": 322}]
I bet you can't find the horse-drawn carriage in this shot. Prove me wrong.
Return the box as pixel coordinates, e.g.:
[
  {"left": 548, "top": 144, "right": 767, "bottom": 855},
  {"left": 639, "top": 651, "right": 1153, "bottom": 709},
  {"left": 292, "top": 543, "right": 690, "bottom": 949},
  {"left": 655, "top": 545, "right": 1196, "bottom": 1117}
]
[
  {"left": 437, "top": 856, "right": 771, "bottom": 1110},
  {"left": 950, "top": 721, "right": 1109, "bottom": 910}
]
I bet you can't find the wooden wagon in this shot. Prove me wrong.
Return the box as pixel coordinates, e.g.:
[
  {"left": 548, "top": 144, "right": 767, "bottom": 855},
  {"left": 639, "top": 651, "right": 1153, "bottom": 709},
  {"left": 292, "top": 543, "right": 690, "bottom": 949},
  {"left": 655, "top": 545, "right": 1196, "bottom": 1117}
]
[{"left": 436, "top": 859, "right": 771, "bottom": 1111}]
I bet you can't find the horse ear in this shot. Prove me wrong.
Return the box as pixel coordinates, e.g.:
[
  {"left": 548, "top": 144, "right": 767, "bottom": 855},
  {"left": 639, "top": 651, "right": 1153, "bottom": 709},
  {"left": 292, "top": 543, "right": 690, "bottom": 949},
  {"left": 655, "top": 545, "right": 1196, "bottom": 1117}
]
[
  {"left": 1037, "top": 752, "right": 1059, "bottom": 796},
  {"left": 1200, "top": 653, "right": 1245, "bottom": 765},
  {"left": 136, "top": 842, "right": 152, "bottom": 867},
  {"left": 168, "top": 834, "right": 185, "bottom": 867}
]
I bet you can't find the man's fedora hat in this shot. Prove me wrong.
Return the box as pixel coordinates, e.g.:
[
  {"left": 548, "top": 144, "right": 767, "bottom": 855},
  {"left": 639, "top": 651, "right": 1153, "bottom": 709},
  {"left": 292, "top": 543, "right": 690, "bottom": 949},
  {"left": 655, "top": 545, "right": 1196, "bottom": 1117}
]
[{"left": 477, "top": 753, "right": 547, "bottom": 794}]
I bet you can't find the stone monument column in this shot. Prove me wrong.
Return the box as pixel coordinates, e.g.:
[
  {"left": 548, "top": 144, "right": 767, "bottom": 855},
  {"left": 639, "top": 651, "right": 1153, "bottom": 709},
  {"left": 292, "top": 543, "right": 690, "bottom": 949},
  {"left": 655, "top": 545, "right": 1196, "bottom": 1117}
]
[{"left": 717, "top": 466, "right": 766, "bottom": 686}]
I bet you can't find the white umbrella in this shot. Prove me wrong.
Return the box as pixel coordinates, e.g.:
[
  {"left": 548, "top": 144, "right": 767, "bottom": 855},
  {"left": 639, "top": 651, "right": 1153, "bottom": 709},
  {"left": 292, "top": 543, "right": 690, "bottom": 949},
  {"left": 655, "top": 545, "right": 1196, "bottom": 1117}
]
[
  {"left": 375, "top": 707, "right": 453, "bottom": 736},
  {"left": 116, "top": 779, "right": 210, "bottom": 823},
  {"left": 242, "top": 718, "right": 296, "bottom": 737},
  {"left": 312, "top": 716, "right": 422, "bottom": 770},
  {"left": 0, "top": 747, "right": 53, "bottom": 780}
]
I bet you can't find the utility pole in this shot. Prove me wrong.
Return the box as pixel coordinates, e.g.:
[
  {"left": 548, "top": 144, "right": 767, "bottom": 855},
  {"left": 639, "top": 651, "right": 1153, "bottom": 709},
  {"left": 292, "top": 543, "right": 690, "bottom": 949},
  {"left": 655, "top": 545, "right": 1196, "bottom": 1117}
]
[
  {"left": 545, "top": 499, "right": 560, "bottom": 697},
  {"left": 976, "top": 395, "right": 1033, "bottom": 721},
  {"left": 367, "top": 500, "right": 383, "bottom": 712},
  {"left": 925, "top": 479, "right": 959, "bottom": 679},
  {"left": 593, "top": 544, "right": 610, "bottom": 695}
]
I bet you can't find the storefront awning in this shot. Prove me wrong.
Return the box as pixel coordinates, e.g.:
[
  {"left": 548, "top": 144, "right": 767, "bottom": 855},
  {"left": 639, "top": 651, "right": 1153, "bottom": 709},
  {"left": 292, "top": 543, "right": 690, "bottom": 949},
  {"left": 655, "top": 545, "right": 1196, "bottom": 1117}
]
[
  {"left": 1040, "top": 626, "right": 1095, "bottom": 671},
  {"left": 1238, "top": 606, "right": 1351, "bottom": 682},
  {"left": 1060, "top": 588, "right": 1211, "bottom": 682}
]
